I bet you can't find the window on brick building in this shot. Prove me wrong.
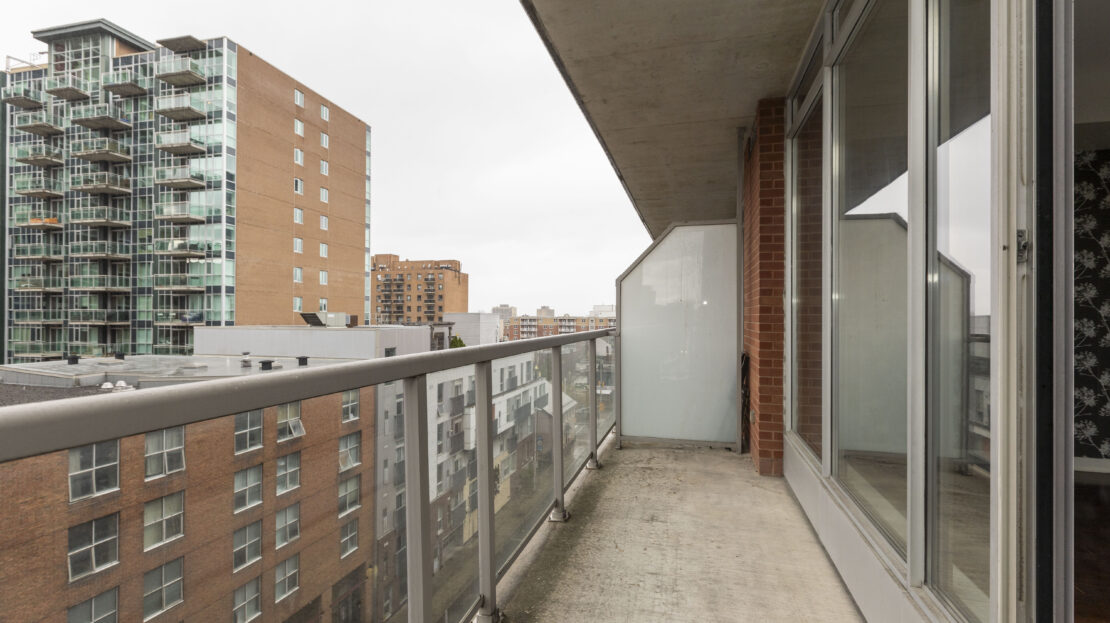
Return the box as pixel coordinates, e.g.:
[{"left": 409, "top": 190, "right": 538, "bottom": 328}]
[
  {"left": 294, "top": 89, "right": 304, "bottom": 107},
  {"left": 293, "top": 296, "right": 303, "bottom": 311},
  {"left": 142, "top": 557, "right": 183, "bottom": 619},
  {"left": 342, "top": 389, "right": 359, "bottom": 421},
  {"left": 338, "top": 474, "right": 360, "bottom": 516},
  {"left": 274, "top": 554, "right": 299, "bottom": 602},
  {"left": 319, "top": 270, "right": 328, "bottom": 285},
  {"left": 276, "top": 452, "right": 301, "bottom": 494},
  {"left": 232, "top": 578, "right": 261, "bottom": 623},
  {"left": 320, "top": 104, "right": 329, "bottom": 120},
  {"left": 145, "top": 426, "right": 184, "bottom": 479},
  {"left": 68, "top": 514, "right": 118, "bottom": 580},
  {"left": 67, "top": 587, "right": 117, "bottom": 623},
  {"left": 143, "top": 491, "right": 184, "bottom": 549},
  {"left": 276, "top": 503, "right": 300, "bottom": 548},
  {"left": 320, "top": 132, "right": 329, "bottom": 148},
  {"left": 233, "top": 521, "right": 262, "bottom": 570},
  {"left": 276, "top": 402, "right": 304, "bottom": 441},
  {"left": 293, "top": 147, "right": 303, "bottom": 165},
  {"left": 233, "top": 465, "right": 262, "bottom": 512},
  {"left": 234, "top": 410, "right": 262, "bottom": 453},
  {"left": 340, "top": 519, "right": 358, "bottom": 557},
  {"left": 69, "top": 440, "right": 118, "bottom": 501},
  {"left": 339, "top": 431, "right": 361, "bottom": 471},
  {"left": 294, "top": 118, "right": 304, "bottom": 136}
]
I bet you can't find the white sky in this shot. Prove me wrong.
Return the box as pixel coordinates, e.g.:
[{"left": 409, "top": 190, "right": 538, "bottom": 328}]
[{"left": 1, "top": 1, "right": 651, "bottom": 316}]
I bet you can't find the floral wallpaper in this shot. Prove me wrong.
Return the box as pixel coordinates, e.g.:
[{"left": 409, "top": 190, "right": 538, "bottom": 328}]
[{"left": 1075, "top": 149, "right": 1110, "bottom": 459}]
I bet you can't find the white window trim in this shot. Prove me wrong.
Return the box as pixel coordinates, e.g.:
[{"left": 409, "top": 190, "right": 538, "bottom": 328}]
[
  {"left": 274, "top": 554, "right": 300, "bottom": 603},
  {"left": 338, "top": 475, "right": 360, "bottom": 517},
  {"left": 233, "top": 578, "right": 261, "bottom": 623},
  {"left": 340, "top": 519, "right": 358, "bottom": 558},
  {"left": 276, "top": 452, "right": 301, "bottom": 495},
  {"left": 141, "top": 558, "right": 183, "bottom": 622},
  {"left": 294, "top": 119, "right": 304, "bottom": 136},
  {"left": 293, "top": 148, "right": 303, "bottom": 166},
  {"left": 144, "top": 427, "right": 185, "bottom": 481},
  {"left": 233, "top": 520, "right": 263, "bottom": 572},
  {"left": 69, "top": 441, "right": 119, "bottom": 502},
  {"left": 276, "top": 503, "right": 301, "bottom": 549},
  {"left": 67, "top": 514, "right": 119, "bottom": 581},
  {"left": 233, "top": 410, "right": 263, "bottom": 455},
  {"left": 276, "top": 402, "right": 305, "bottom": 442},
  {"left": 339, "top": 431, "right": 361, "bottom": 472},
  {"left": 142, "top": 491, "right": 185, "bottom": 551},
  {"left": 233, "top": 466, "right": 263, "bottom": 513}
]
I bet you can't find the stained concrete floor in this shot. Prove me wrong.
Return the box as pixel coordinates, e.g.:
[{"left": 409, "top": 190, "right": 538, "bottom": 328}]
[{"left": 498, "top": 446, "right": 863, "bottom": 623}]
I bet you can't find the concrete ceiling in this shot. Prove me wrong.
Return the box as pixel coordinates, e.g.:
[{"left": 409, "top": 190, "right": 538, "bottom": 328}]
[{"left": 523, "top": 0, "right": 824, "bottom": 238}]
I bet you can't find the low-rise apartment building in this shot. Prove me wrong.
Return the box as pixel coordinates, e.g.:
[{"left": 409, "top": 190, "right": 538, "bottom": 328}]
[{"left": 370, "top": 254, "right": 468, "bottom": 325}]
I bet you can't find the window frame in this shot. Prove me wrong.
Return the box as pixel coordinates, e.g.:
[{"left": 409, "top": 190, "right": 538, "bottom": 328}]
[
  {"left": 234, "top": 409, "right": 263, "bottom": 454},
  {"left": 68, "top": 440, "right": 119, "bottom": 502},
  {"left": 274, "top": 554, "right": 300, "bottom": 603},
  {"left": 67, "top": 587, "right": 117, "bottom": 623},
  {"left": 276, "top": 451, "right": 301, "bottom": 495},
  {"left": 68, "top": 513, "right": 119, "bottom": 581},
  {"left": 293, "top": 266, "right": 303, "bottom": 283},
  {"left": 233, "top": 520, "right": 262, "bottom": 571},
  {"left": 319, "top": 270, "right": 328, "bottom": 285},
  {"left": 293, "top": 147, "right": 303, "bottom": 165},
  {"left": 320, "top": 187, "right": 329, "bottom": 203},
  {"left": 276, "top": 503, "right": 301, "bottom": 549},
  {"left": 320, "top": 159, "right": 329, "bottom": 176},
  {"left": 233, "top": 465, "right": 263, "bottom": 513},
  {"left": 320, "top": 104, "right": 329, "bottom": 120},
  {"left": 293, "top": 177, "right": 304, "bottom": 194},
  {"left": 320, "top": 132, "right": 329, "bottom": 148},
  {"left": 293, "top": 237, "right": 303, "bottom": 254},
  {"left": 340, "top": 518, "right": 358, "bottom": 558},
  {"left": 144, "top": 426, "right": 185, "bottom": 480},
  {"left": 338, "top": 474, "right": 360, "bottom": 516},
  {"left": 232, "top": 577, "right": 261, "bottom": 623},
  {"left": 319, "top": 242, "right": 328, "bottom": 258},
  {"left": 294, "top": 118, "right": 304, "bottom": 136},
  {"left": 141, "top": 557, "right": 183, "bottom": 620},
  {"left": 294, "top": 89, "right": 304, "bottom": 107},
  {"left": 341, "top": 389, "right": 360, "bottom": 421},
  {"left": 276, "top": 402, "right": 305, "bottom": 442},
  {"left": 339, "top": 431, "right": 361, "bottom": 472},
  {"left": 143, "top": 491, "right": 185, "bottom": 550}
]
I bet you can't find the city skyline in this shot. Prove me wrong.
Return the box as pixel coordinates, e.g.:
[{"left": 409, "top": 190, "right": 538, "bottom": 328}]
[{"left": 1, "top": 2, "right": 648, "bottom": 318}]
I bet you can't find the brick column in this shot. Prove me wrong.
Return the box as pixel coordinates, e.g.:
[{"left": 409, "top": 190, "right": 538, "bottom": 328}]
[{"left": 742, "top": 99, "right": 786, "bottom": 476}]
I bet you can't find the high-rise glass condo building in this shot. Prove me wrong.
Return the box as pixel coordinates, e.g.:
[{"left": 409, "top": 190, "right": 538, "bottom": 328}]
[{"left": 1, "top": 20, "right": 371, "bottom": 361}]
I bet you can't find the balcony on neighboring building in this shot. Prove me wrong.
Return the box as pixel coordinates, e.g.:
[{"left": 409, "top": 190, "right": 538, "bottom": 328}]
[
  {"left": 155, "top": 93, "right": 206, "bottom": 122},
  {"left": 43, "top": 75, "right": 90, "bottom": 100},
  {"left": 70, "top": 172, "right": 131, "bottom": 195},
  {"left": 71, "top": 138, "right": 131, "bottom": 163},
  {"left": 68, "top": 275, "right": 131, "bottom": 292},
  {"left": 8, "top": 276, "right": 65, "bottom": 292},
  {"left": 157, "top": 35, "right": 207, "bottom": 54},
  {"left": 69, "top": 205, "right": 131, "bottom": 228},
  {"left": 12, "top": 243, "right": 64, "bottom": 262},
  {"left": 152, "top": 344, "right": 194, "bottom": 355},
  {"left": 12, "top": 144, "right": 64, "bottom": 168},
  {"left": 68, "top": 241, "right": 128, "bottom": 260},
  {"left": 10, "top": 205, "right": 63, "bottom": 231},
  {"left": 154, "top": 238, "right": 210, "bottom": 258},
  {"left": 0, "top": 85, "right": 46, "bottom": 109},
  {"left": 12, "top": 175, "right": 64, "bottom": 199},
  {"left": 101, "top": 70, "right": 149, "bottom": 97},
  {"left": 9, "top": 341, "right": 64, "bottom": 358},
  {"left": 155, "top": 166, "right": 205, "bottom": 190},
  {"left": 154, "top": 310, "right": 205, "bottom": 326},
  {"left": 154, "top": 201, "right": 208, "bottom": 224},
  {"left": 70, "top": 103, "right": 132, "bottom": 131},
  {"left": 12, "top": 111, "right": 64, "bottom": 136},
  {"left": 153, "top": 274, "right": 206, "bottom": 292},
  {"left": 11, "top": 310, "right": 65, "bottom": 325},
  {"left": 68, "top": 343, "right": 110, "bottom": 357},
  {"left": 155, "top": 131, "right": 206, "bottom": 156},
  {"left": 155, "top": 57, "right": 205, "bottom": 87}
]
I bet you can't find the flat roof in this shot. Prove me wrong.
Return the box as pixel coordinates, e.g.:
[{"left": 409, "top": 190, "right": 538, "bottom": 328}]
[
  {"left": 0, "top": 384, "right": 102, "bottom": 407},
  {"left": 33, "top": 18, "right": 155, "bottom": 51}
]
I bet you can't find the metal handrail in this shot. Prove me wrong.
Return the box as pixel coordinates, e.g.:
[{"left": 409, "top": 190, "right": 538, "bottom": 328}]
[{"left": 0, "top": 328, "right": 614, "bottom": 462}]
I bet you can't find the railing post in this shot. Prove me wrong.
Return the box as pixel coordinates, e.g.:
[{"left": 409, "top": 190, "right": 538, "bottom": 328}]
[
  {"left": 549, "top": 347, "right": 569, "bottom": 522},
  {"left": 475, "top": 360, "right": 500, "bottom": 622},
  {"left": 614, "top": 332, "right": 622, "bottom": 449},
  {"left": 587, "top": 339, "right": 600, "bottom": 469},
  {"left": 403, "top": 375, "right": 433, "bottom": 623}
]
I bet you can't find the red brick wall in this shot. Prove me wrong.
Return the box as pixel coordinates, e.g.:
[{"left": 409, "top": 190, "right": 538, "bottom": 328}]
[
  {"left": 794, "top": 99, "right": 824, "bottom": 456},
  {"left": 743, "top": 99, "right": 786, "bottom": 476}
]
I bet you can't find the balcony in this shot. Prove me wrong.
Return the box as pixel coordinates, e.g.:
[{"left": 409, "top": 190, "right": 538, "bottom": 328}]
[
  {"left": 69, "top": 205, "right": 131, "bottom": 228},
  {"left": 68, "top": 343, "right": 109, "bottom": 357},
  {"left": 155, "top": 130, "right": 206, "bottom": 156},
  {"left": 12, "top": 175, "right": 64, "bottom": 199},
  {"left": 70, "top": 104, "right": 132, "bottom": 131},
  {"left": 153, "top": 239, "right": 208, "bottom": 258},
  {"left": 12, "top": 243, "right": 64, "bottom": 261},
  {"left": 152, "top": 344, "right": 193, "bottom": 355},
  {"left": 68, "top": 276, "right": 131, "bottom": 292},
  {"left": 12, "top": 111, "right": 64, "bottom": 136},
  {"left": 12, "top": 144, "right": 64, "bottom": 168},
  {"left": 11, "top": 310, "right": 64, "bottom": 325},
  {"left": 155, "top": 93, "right": 206, "bottom": 122},
  {"left": 69, "top": 241, "right": 128, "bottom": 260},
  {"left": 10, "top": 206, "right": 63, "bottom": 231},
  {"left": 157, "top": 35, "right": 208, "bottom": 53},
  {"left": 155, "top": 57, "right": 205, "bottom": 87},
  {"left": 154, "top": 274, "right": 206, "bottom": 292},
  {"left": 154, "top": 310, "right": 205, "bottom": 326},
  {"left": 44, "top": 75, "right": 89, "bottom": 100},
  {"left": 68, "top": 309, "right": 109, "bottom": 324},
  {"left": 9, "top": 276, "right": 64, "bottom": 291},
  {"left": 154, "top": 201, "right": 208, "bottom": 223},
  {"left": 70, "top": 172, "right": 131, "bottom": 196},
  {"left": 9, "top": 341, "right": 64, "bottom": 358},
  {"left": 71, "top": 138, "right": 131, "bottom": 163},
  {"left": 155, "top": 166, "right": 205, "bottom": 190},
  {"left": 101, "top": 70, "right": 148, "bottom": 97},
  {"left": 0, "top": 85, "right": 46, "bottom": 109}
]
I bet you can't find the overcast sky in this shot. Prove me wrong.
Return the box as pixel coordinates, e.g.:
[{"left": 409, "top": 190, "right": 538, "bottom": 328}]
[{"left": 1, "top": 1, "right": 650, "bottom": 316}]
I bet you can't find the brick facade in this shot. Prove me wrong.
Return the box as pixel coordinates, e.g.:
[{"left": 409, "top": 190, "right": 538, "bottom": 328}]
[{"left": 743, "top": 99, "right": 786, "bottom": 476}]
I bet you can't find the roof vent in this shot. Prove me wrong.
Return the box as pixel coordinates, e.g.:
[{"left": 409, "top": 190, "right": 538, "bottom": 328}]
[
  {"left": 100, "top": 382, "right": 114, "bottom": 390},
  {"left": 297, "top": 356, "right": 309, "bottom": 366},
  {"left": 240, "top": 352, "right": 251, "bottom": 368},
  {"left": 259, "top": 359, "right": 274, "bottom": 371},
  {"left": 114, "top": 352, "right": 125, "bottom": 360},
  {"left": 67, "top": 355, "right": 79, "bottom": 365}
]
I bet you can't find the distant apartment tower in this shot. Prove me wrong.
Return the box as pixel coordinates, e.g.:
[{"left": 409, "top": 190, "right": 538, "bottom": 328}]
[
  {"left": 503, "top": 308, "right": 615, "bottom": 340},
  {"left": 0, "top": 19, "right": 372, "bottom": 362},
  {"left": 370, "top": 254, "right": 468, "bottom": 324},
  {"left": 490, "top": 303, "right": 516, "bottom": 324},
  {"left": 536, "top": 305, "right": 554, "bottom": 318}
]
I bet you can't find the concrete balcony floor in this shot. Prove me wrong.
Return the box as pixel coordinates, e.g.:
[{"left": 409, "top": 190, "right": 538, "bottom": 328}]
[{"left": 499, "top": 446, "right": 862, "bottom": 622}]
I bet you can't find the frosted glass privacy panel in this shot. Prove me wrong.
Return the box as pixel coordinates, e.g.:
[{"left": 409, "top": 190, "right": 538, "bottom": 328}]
[{"left": 619, "top": 223, "right": 737, "bottom": 442}]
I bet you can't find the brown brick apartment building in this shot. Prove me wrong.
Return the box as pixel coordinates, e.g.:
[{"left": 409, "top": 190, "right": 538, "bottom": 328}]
[
  {"left": 0, "top": 371, "right": 375, "bottom": 622},
  {"left": 370, "top": 255, "right": 468, "bottom": 324},
  {"left": 502, "top": 310, "right": 615, "bottom": 341},
  {"left": 1, "top": 19, "right": 371, "bottom": 361}
]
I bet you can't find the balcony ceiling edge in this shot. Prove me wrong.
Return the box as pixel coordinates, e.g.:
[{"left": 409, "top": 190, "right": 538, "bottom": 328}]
[{"left": 521, "top": 0, "right": 823, "bottom": 239}]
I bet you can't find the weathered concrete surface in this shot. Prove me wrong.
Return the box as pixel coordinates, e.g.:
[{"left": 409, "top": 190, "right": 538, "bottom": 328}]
[{"left": 499, "top": 447, "right": 862, "bottom": 622}]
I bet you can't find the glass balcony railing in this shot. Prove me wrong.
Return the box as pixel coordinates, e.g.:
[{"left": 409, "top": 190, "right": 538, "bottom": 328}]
[
  {"left": 0, "top": 84, "right": 46, "bottom": 108},
  {"left": 156, "top": 57, "right": 205, "bottom": 86},
  {"left": 69, "top": 241, "right": 127, "bottom": 257},
  {"left": 11, "top": 310, "right": 65, "bottom": 324},
  {"left": 12, "top": 175, "right": 64, "bottom": 198},
  {"left": 12, "top": 243, "right": 64, "bottom": 260},
  {"left": 154, "top": 274, "right": 206, "bottom": 290},
  {"left": 155, "top": 93, "right": 207, "bottom": 121},
  {"left": 154, "top": 310, "right": 205, "bottom": 325},
  {"left": 70, "top": 172, "right": 131, "bottom": 195},
  {"left": 155, "top": 167, "right": 205, "bottom": 189},
  {"left": 71, "top": 138, "right": 131, "bottom": 163},
  {"left": 154, "top": 201, "right": 208, "bottom": 223},
  {"left": 69, "top": 205, "right": 131, "bottom": 226},
  {"left": 153, "top": 239, "right": 211, "bottom": 256},
  {"left": 44, "top": 75, "right": 90, "bottom": 100},
  {"left": 68, "top": 275, "right": 131, "bottom": 290},
  {"left": 9, "top": 341, "right": 64, "bottom": 355},
  {"left": 70, "top": 104, "right": 132, "bottom": 130},
  {"left": 102, "top": 70, "right": 149, "bottom": 96},
  {"left": 12, "top": 111, "right": 64, "bottom": 136},
  {"left": 0, "top": 328, "right": 614, "bottom": 623},
  {"left": 8, "top": 276, "right": 65, "bottom": 290},
  {"left": 155, "top": 131, "right": 206, "bottom": 156},
  {"left": 10, "top": 205, "right": 63, "bottom": 230},
  {"left": 12, "top": 144, "right": 64, "bottom": 167}
]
